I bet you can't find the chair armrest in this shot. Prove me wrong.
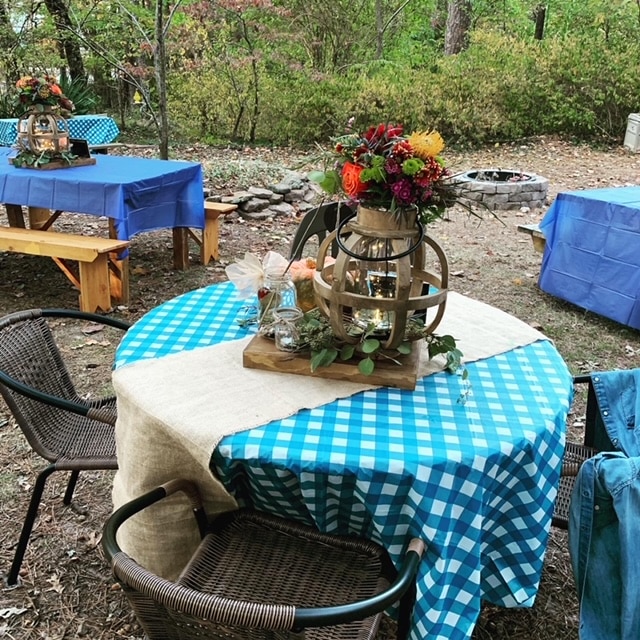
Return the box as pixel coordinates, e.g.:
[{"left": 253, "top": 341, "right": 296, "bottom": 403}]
[
  {"left": 293, "top": 538, "right": 424, "bottom": 628},
  {"left": 102, "top": 479, "right": 209, "bottom": 561},
  {"left": 41, "top": 308, "right": 131, "bottom": 331}
]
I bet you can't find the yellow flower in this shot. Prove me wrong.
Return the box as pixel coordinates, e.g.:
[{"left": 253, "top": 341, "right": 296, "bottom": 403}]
[{"left": 407, "top": 130, "right": 445, "bottom": 160}]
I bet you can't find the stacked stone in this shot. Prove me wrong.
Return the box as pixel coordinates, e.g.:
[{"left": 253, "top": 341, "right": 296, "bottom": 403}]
[
  {"left": 205, "top": 172, "right": 322, "bottom": 221},
  {"left": 451, "top": 169, "right": 549, "bottom": 211}
]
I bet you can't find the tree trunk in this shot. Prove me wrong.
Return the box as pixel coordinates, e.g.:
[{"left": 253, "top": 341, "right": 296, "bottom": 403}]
[
  {"left": 533, "top": 4, "right": 546, "bottom": 40},
  {"left": 444, "top": 0, "right": 472, "bottom": 55},
  {"left": 43, "top": 0, "right": 86, "bottom": 80},
  {"left": 375, "top": 0, "right": 384, "bottom": 59},
  {"left": 0, "top": 0, "right": 18, "bottom": 84},
  {"left": 155, "top": 0, "right": 169, "bottom": 159}
]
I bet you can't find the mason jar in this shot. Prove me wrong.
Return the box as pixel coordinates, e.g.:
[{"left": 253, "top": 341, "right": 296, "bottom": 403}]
[
  {"left": 257, "top": 268, "right": 298, "bottom": 333},
  {"left": 273, "top": 306, "right": 303, "bottom": 351}
]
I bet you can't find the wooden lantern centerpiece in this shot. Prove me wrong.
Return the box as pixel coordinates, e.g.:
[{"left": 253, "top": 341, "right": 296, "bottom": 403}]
[
  {"left": 17, "top": 108, "right": 70, "bottom": 156},
  {"left": 313, "top": 205, "right": 449, "bottom": 350},
  {"left": 10, "top": 75, "right": 95, "bottom": 169}
]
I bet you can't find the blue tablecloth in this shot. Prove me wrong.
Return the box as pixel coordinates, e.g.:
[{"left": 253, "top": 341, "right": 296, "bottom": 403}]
[
  {"left": 114, "top": 281, "right": 573, "bottom": 640},
  {"left": 0, "top": 150, "right": 204, "bottom": 240},
  {"left": 539, "top": 187, "right": 640, "bottom": 329},
  {"left": 0, "top": 114, "right": 120, "bottom": 146}
]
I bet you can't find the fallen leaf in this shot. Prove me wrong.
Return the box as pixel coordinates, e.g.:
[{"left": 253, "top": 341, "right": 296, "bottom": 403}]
[
  {"left": 0, "top": 607, "right": 28, "bottom": 620},
  {"left": 46, "top": 574, "right": 64, "bottom": 594},
  {"left": 81, "top": 323, "right": 104, "bottom": 335}
]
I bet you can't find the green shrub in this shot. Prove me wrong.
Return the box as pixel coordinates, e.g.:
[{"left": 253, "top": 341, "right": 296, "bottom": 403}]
[{"left": 165, "top": 28, "right": 640, "bottom": 147}]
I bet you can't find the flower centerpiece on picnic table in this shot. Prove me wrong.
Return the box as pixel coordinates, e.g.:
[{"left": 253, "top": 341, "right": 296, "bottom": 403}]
[
  {"left": 14, "top": 75, "right": 75, "bottom": 115},
  {"left": 11, "top": 75, "right": 79, "bottom": 169}
]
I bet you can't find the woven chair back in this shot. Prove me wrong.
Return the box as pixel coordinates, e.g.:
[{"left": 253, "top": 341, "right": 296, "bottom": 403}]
[{"left": 0, "top": 315, "right": 106, "bottom": 460}]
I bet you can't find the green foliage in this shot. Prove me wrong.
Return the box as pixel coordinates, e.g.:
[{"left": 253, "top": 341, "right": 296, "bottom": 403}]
[
  {"left": 11, "top": 149, "right": 78, "bottom": 168},
  {"left": 3, "top": 0, "right": 640, "bottom": 148},
  {"left": 58, "top": 77, "right": 99, "bottom": 116},
  {"left": 297, "top": 309, "right": 462, "bottom": 377},
  {"left": 0, "top": 92, "right": 14, "bottom": 118}
]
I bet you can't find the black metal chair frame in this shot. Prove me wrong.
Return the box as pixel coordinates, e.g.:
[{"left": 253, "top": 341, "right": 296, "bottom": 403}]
[
  {"left": 289, "top": 201, "right": 355, "bottom": 260},
  {"left": 553, "top": 373, "right": 614, "bottom": 529},
  {"left": 103, "top": 479, "right": 425, "bottom": 640},
  {"left": 0, "top": 308, "right": 130, "bottom": 587}
]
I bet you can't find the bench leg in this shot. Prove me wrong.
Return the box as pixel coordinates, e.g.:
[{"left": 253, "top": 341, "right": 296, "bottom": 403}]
[
  {"left": 28, "top": 207, "right": 51, "bottom": 230},
  {"left": 107, "top": 218, "right": 130, "bottom": 304},
  {"left": 202, "top": 214, "right": 221, "bottom": 265},
  {"left": 109, "top": 255, "right": 130, "bottom": 305},
  {"left": 78, "top": 255, "right": 112, "bottom": 312}
]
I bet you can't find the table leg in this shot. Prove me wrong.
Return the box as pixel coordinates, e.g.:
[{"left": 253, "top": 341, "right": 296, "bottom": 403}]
[
  {"left": 28, "top": 207, "right": 51, "bottom": 230},
  {"left": 5, "top": 204, "right": 26, "bottom": 228},
  {"left": 172, "top": 228, "right": 190, "bottom": 270}
]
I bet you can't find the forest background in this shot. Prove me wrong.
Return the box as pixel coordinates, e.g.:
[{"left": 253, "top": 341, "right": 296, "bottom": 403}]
[{"left": 1, "top": 0, "right": 639, "bottom": 155}]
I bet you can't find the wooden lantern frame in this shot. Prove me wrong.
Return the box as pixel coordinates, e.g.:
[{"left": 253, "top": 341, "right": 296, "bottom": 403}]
[
  {"left": 313, "top": 206, "right": 449, "bottom": 350},
  {"left": 17, "top": 108, "right": 70, "bottom": 155}
]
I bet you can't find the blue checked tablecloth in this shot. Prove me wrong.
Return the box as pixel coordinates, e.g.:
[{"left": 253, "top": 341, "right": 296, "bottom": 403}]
[
  {"left": 0, "top": 114, "right": 120, "bottom": 146},
  {"left": 115, "top": 281, "right": 574, "bottom": 640}
]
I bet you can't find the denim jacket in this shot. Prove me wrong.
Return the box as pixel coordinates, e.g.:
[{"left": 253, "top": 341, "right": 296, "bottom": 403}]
[{"left": 568, "top": 369, "right": 640, "bottom": 640}]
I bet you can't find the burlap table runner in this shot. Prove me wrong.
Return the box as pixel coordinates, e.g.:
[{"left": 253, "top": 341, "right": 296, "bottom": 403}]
[{"left": 111, "top": 292, "right": 547, "bottom": 578}]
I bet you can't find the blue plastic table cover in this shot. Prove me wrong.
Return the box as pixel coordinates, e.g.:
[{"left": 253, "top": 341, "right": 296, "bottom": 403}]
[
  {"left": 115, "top": 281, "right": 574, "bottom": 640},
  {"left": 0, "top": 114, "right": 120, "bottom": 146},
  {"left": 539, "top": 187, "right": 640, "bottom": 329},
  {"left": 0, "top": 148, "right": 205, "bottom": 240}
]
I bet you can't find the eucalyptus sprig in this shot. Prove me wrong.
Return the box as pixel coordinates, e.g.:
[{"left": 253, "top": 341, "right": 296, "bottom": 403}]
[
  {"left": 296, "top": 309, "right": 463, "bottom": 377},
  {"left": 11, "top": 149, "right": 77, "bottom": 168}
]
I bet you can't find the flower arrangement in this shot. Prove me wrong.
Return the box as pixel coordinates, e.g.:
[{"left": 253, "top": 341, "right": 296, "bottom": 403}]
[
  {"left": 11, "top": 75, "right": 79, "bottom": 169},
  {"left": 13, "top": 75, "right": 75, "bottom": 115},
  {"left": 309, "top": 122, "right": 458, "bottom": 225}
]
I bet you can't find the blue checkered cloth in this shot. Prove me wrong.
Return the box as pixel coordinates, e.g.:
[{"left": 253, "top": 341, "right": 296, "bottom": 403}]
[
  {"left": 0, "top": 114, "right": 120, "bottom": 146},
  {"left": 115, "top": 281, "right": 573, "bottom": 640}
]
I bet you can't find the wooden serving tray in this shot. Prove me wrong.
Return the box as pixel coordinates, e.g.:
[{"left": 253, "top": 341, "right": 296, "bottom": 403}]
[{"left": 242, "top": 334, "right": 421, "bottom": 390}]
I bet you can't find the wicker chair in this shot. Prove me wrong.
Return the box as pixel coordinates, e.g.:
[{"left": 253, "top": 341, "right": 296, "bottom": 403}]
[
  {"left": 289, "top": 201, "right": 355, "bottom": 260},
  {"left": 103, "top": 479, "right": 425, "bottom": 640},
  {"left": 0, "top": 308, "right": 130, "bottom": 587},
  {"left": 552, "top": 374, "right": 614, "bottom": 529}
]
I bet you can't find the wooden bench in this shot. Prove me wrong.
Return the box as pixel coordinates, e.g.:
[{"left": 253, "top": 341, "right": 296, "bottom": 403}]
[
  {"left": 172, "top": 200, "right": 238, "bottom": 269},
  {"left": 0, "top": 227, "right": 129, "bottom": 313},
  {"left": 517, "top": 223, "right": 546, "bottom": 253},
  {"left": 89, "top": 143, "right": 125, "bottom": 155}
]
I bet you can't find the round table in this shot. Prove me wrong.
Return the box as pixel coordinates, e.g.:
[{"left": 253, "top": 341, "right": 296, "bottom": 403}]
[{"left": 113, "top": 281, "right": 574, "bottom": 640}]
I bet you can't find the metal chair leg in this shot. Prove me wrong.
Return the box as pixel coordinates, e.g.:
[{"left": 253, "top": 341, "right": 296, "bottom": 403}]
[
  {"left": 63, "top": 470, "right": 80, "bottom": 505},
  {"left": 7, "top": 464, "right": 56, "bottom": 587},
  {"left": 396, "top": 582, "right": 417, "bottom": 640}
]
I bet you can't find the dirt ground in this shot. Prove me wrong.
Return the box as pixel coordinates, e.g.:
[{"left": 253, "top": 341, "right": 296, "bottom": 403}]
[{"left": 1, "top": 136, "right": 639, "bottom": 639}]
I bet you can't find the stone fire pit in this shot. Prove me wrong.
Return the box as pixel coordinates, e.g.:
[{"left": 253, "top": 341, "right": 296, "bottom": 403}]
[{"left": 451, "top": 169, "right": 548, "bottom": 211}]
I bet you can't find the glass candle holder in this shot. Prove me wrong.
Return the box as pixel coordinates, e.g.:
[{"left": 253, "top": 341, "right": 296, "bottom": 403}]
[
  {"left": 258, "top": 268, "right": 297, "bottom": 331},
  {"left": 272, "top": 306, "right": 303, "bottom": 351}
]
